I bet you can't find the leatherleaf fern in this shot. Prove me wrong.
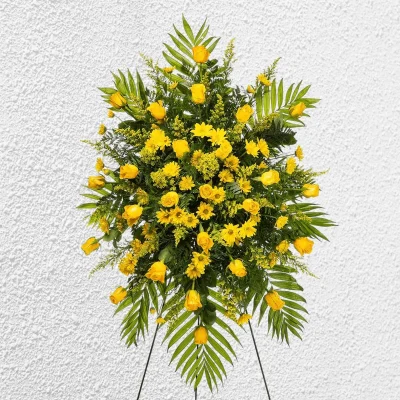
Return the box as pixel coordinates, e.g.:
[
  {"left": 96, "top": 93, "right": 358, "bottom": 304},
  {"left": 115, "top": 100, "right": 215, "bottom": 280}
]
[{"left": 78, "top": 15, "right": 335, "bottom": 392}]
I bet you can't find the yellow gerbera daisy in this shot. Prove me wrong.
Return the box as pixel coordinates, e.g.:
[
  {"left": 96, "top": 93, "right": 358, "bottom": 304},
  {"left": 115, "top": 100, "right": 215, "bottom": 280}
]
[
  {"left": 191, "top": 252, "right": 211, "bottom": 268},
  {"left": 197, "top": 202, "right": 215, "bottom": 220},
  {"left": 211, "top": 187, "right": 226, "bottom": 204},
  {"left": 169, "top": 207, "right": 187, "bottom": 225},
  {"left": 239, "top": 219, "right": 257, "bottom": 238},
  {"left": 238, "top": 178, "right": 252, "bottom": 194},
  {"left": 224, "top": 155, "right": 240, "bottom": 171},
  {"left": 218, "top": 169, "right": 234, "bottom": 183},
  {"left": 183, "top": 213, "right": 199, "bottom": 228},
  {"left": 245, "top": 140, "right": 259, "bottom": 157},
  {"left": 156, "top": 209, "right": 170, "bottom": 224}
]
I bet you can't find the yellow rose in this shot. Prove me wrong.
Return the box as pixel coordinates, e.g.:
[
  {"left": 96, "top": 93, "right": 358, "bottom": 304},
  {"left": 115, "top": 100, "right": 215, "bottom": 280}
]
[
  {"left": 122, "top": 204, "right": 143, "bottom": 226},
  {"left": 242, "top": 199, "right": 260, "bottom": 215},
  {"left": 192, "top": 45, "right": 210, "bottom": 63},
  {"left": 235, "top": 104, "right": 254, "bottom": 123},
  {"left": 145, "top": 261, "right": 167, "bottom": 283},
  {"left": 109, "top": 92, "right": 127, "bottom": 108},
  {"left": 110, "top": 286, "right": 127, "bottom": 304},
  {"left": 88, "top": 175, "right": 105, "bottom": 189},
  {"left": 120, "top": 164, "right": 139, "bottom": 179},
  {"left": 197, "top": 232, "right": 214, "bottom": 254},
  {"left": 228, "top": 259, "right": 247, "bottom": 277},
  {"left": 81, "top": 237, "right": 100, "bottom": 255},
  {"left": 147, "top": 100, "right": 166, "bottom": 120},
  {"left": 260, "top": 170, "right": 280, "bottom": 186},
  {"left": 294, "top": 237, "right": 314, "bottom": 256},
  {"left": 184, "top": 290, "right": 202, "bottom": 311},
  {"left": 160, "top": 191, "right": 179, "bottom": 207},
  {"left": 172, "top": 139, "right": 190, "bottom": 159},
  {"left": 199, "top": 184, "right": 214, "bottom": 199},
  {"left": 302, "top": 184, "right": 319, "bottom": 198},
  {"left": 191, "top": 83, "right": 206, "bottom": 104},
  {"left": 194, "top": 326, "right": 208, "bottom": 345},
  {"left": 215, "top": 140, "right": 232, "bottom": 160},
  {"left": 247, "top": 85, "right": 255, "bottom": 93},
  {"left": 265, "top": 291, "right": 285, "bottom": 311},
  {"left": 290, "top": 102, "right": 306, "bottom": 117}
]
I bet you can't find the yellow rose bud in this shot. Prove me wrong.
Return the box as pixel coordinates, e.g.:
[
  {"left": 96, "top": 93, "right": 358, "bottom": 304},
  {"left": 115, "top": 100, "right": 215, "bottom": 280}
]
[
  {"left": 110, "top": 286, "right": 127, "bottom": 304},
  {"left": 290, "top": 102, "right": 306, "bottom": 117},
  {"left": 120, "top": 164, "right": 139, "bottom": 179},
  {"left": 247, "top": 85, "right": 255, "bottom": 94},
  {"left": 81, "top": 237, "right": 100, "bottom": 255},
  {"left": 184, "top": 290, "right": 202, "bottom": 311},
  {"left": 215, "top": 140, "right": 232, "bottom": 160},
  {"left": 99, "top": 217, "right": 110, "bottom": 234},
  {"left": 145, "top": 261, "right": 167, "bottom": 284},
  {"left": 265, "top": 290, "right": 285, "bottom": 311},
  {"left": 242, "top": 199, "right": 260, "bottom": 215},
  {"left": 122, "top": 204, "right": 143, "bottom": 226},
  {"left": 107, "top": 110, "right": 115, "bottom": 118},
  {"left": 199, "top": 184, "right": 214, "bottom": 199},
  {"left": 191, "top": 83, "right": 206, "bottom": 104},
  {"left": 192, "top": 45, "right": 210, "bottom": 63},
  {"left": 235, "top": 104, "right": 254, "bottom": 123},
  {"left": 172, "top": 139, "right": 190, "bottom": 159},
  {"left": 294, "top": 237, "right": 314, "bottom": 256},
  {"left": 194, "top": 326, "right": 208, "bottom": 345},
  {"left": 95, "top": 158, "right": 104, "bottom": 172},
  {"left": 98, "top": 124, "right": 106, "bottom": 135},
  {"left": 147, "top": 101, "right": 166, "bottom": 120},
  {"left": 260, "top": 170, "right": 280, "bottom": 186},
  {"left": 275, "top": 216, "right": 288, "bottom": 230},
  {"left": 109, "top": 92, "right": 127, "bottom": 108},
  {"left": 228, "top": 259, "right": 247, "bottom": 277},
  {"left": 160, "top": 191, "right": 179, "bottom": 208},
  {"left": 197, "top": 232, "right": 214, "bottom": 254},
  {"left": 302, "top": 184, "right": 319, "bottom": 198},
  {"left": 88, "top": 175, "right": 105, "bottom": 189}
]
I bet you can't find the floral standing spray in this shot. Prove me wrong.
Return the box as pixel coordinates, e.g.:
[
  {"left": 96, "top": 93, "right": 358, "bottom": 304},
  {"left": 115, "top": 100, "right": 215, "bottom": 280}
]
[{"left": 79, "top": 16, "right": 334, "bottom": 391}]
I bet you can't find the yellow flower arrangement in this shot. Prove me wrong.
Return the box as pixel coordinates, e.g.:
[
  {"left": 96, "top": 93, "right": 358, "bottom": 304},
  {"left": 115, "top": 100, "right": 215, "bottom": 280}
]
[{"left": 79, "top": 16, "right": 334, "bottom": 392}]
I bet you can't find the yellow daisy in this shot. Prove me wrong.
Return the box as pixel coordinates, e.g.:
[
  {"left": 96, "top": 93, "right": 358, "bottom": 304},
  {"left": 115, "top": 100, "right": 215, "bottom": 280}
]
[
  {"left": 191, "top": 252, "right": 211, "bottom": 268},
  {"left": 224, "top": 155, "right": 240, "bottom": 171},
  {"left": 245, "top": 140, "right": 259, "bottom": 157},
  {"left": 191, "top": 122, "right": 214, "bottom": 138},
  {"left": 186, "top": 263, "right": 206, "bottom": 279},
  {"left": 156, "top": 209, "right": 170, "bottom": 224},
  {"left": 208, "top": 128, "right": 226, "bottom": 145},
  {"left": 239, "top": 219, "right": 257, "bottom": 238},
  {"left": 211, "top": 187, "right": 226, "bottom": 204},
  {"left": 183, "top": 213, "right": 199, "bottom": 228},
  {"left": 197, "top": 202, "right": 215, "bottom": 220},
  {"left": 163, "top": 161, "right": 180, "bottom": 177},
  {"left": 257, "top": 139, "right": 270, "bottom": 157},
  {"left": 238, "top": 178, "right": 252, "bottom": 194},
  {"left": 169, "top": 207, "right": 187, "bottom": 225},
  {"left": 221, "top": 223, "right": 240, "bottom": 246},
  {"left": 218, "top": 169, "right": 234, "bottom": 183}
]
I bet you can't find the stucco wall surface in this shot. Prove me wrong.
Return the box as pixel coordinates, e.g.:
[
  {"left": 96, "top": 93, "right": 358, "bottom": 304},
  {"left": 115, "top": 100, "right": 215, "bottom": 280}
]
[{"left": 1, "top": 1, "right": 400, "bottom": 399}]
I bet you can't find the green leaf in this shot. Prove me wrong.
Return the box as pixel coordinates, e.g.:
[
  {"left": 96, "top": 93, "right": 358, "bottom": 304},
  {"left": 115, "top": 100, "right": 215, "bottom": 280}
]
[
  {"left": 207, "top": 38, "right": 220, "bottom": 53},
  {"left": 175, "top": 343, "right": 196, "bottom": 371},
  {"left": 208, "top": 326, "right": 236, "bottom": 358},
  {"left": 208, "top": 337, "right": 233, "bottom": 365},
  {"left": 77, "top": 203, "right": 97, "bottom": 209},
  {"left": 182, "top": 15, "right": 195, "bottom": 44},
  {"left": 168, "top": 315, "right": 197, "bottom": 349},
  {"left": 205, "top": 345, "right": 227, "bottom": 377},
  {"left": 170, "top": 332, "right": 194, "bottom": 363}
]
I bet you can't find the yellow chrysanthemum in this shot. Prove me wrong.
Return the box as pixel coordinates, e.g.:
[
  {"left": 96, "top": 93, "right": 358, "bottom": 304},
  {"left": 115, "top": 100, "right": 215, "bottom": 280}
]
[
  {"left": 257, "top": 139, "right": 270, "bottom": 157},
  {"left": 179, "top": 176, "right": 195, "bottom": 191},
  {"left": 163, "top": 161, "right": 180, "bottom": 177},
  {"left": 148, "top": 129, "right": 171, "bottom": 151},
  {"left": 209, "top": 128, "right": 226, "bottom": 145},
  {"left": 245, "top": 140, "right": 259, "bottom": 157},
  {"left": 119, "top": 252, "right": 137, "bottom": 276},
  {"left": 224, "top": 155, "right": 240, "bottom": 171},
  {"left": 197, "top": 202, "right": 215, "bottom": 220},
  {"left": 156, "top": 209, "right": 171, "bottom": 224},
  {"left": 295, "top": 145, "right": 304, "bottom": 160},
  {"left": 211, "top": 187, "right": 226, "bottom": 204},
  {"left": 191, "top": 122, "right": 213, "bottom": 138},
  {"left": 275, "top": 216, "right": 288, "bottom": 229},
  {"left": 218, "top": 169, "right": 234, "bottom": 183},
  {"left": 257, "top": 73, "right": 271, "bottom": 86},
  {"left": 186, "top": 263, "right": 206, "bottom": 279},
  {"left": 99, "top": 217, "right": 109, "bottom": 234},
  {"left": 191, "top": 150, "right": 203, "bottom": 166},
  {"left": 239, "top": 219, "right": 257, "bottom": 238},
  {"left": 221, "top": 223, "right": 240, "bottom": 246},
  {"left": 286, "top": 157, "right": 296, "bottom": 175},
  {"left": 183, "top": 213, "right": 199, "bottom": 228},
  {"left": 238, "top": 178, "right": 252, "bottom": 194},
  {"left": 276, "top": 240, "right": 290, "bottom": 254},
  {"left": 237, "top": 313, "right": 252, "bottom": 325}
]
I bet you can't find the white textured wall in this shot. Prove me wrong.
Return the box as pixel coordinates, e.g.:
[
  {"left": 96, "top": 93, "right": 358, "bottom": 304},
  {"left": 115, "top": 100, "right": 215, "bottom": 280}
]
[{"left": 1, "top": 1, "right": 400, "bottom": 399}]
